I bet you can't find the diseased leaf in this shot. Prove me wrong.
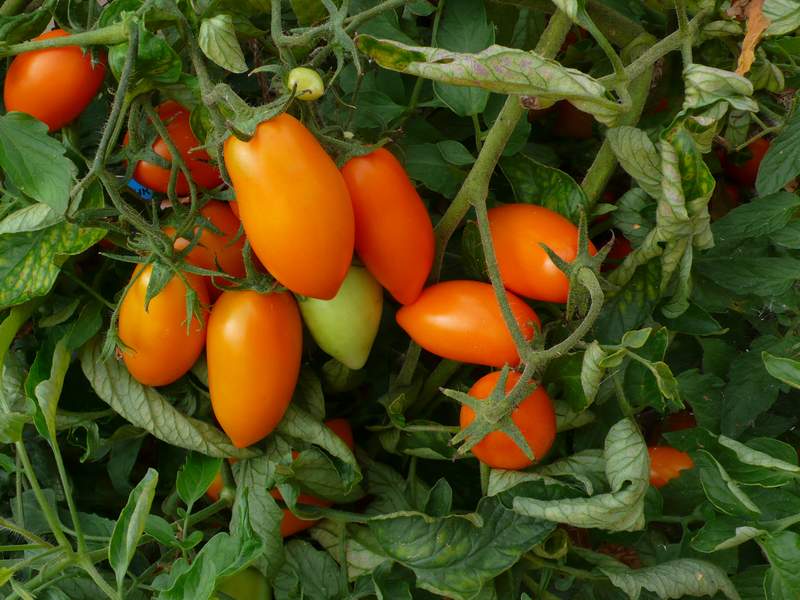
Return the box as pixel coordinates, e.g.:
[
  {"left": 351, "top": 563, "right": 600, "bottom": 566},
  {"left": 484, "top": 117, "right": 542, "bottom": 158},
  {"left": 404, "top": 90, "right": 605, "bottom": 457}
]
[
  {"left": 606, "top": 126, "right": 662, "bottom": 199},
  {"left": 600, "top": 558, "right": 740, "bottom": 600},
  {"left": 500, "top": 154, "right": 587, "bottom": 221},
  {"left": 736, "top": 0, "right": 769, "bottom": 76}
]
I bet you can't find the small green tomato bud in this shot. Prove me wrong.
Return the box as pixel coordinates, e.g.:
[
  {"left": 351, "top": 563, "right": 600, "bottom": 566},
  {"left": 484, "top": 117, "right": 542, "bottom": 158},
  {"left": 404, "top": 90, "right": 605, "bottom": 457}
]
[{"left": 287, "top": 67, "right": 324, "bottom": 101}]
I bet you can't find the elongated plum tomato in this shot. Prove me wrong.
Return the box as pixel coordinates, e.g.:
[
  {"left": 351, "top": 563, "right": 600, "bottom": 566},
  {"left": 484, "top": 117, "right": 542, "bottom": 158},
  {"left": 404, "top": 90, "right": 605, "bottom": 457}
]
[
  {"left": 207, "top": 291, "right": 302, "bottom": 448},
  {"left": 213, "top": 567, "right": 271, "bottom": 600},
  {"left": 460, "top": 371, "right": 556, "bottom": 470},
  {"left": 721, "top": 137, "right": 769, "bottom": 188},
  {"left": 224, "top": 113, "right": 354, "bottom": 299},
  {"left": 4, "top": 29, "right": 106, "bottom": 131},
  {"left": 127, "top": 101, "right": 222, "bottom": 196},
  {"left": 118, "top": 264, "right": 209, "bottom": 387},
  {"left": 299, "top": 266, "right": 383, "bottom": 370},
  {"left": 648, "top": 446, "right": 694, "bottom": 488},
  {"left": 164, "top": 201, "right": 245, "bottom": 298},
  {"left": 341, "top": 148, "right": 434, "bottom": 304},
  {"left": 396, "top": 280, "right": 540, "bottom": 367},
  {"left": 490, "top": 204, "right": 596, "bottom": 303}
]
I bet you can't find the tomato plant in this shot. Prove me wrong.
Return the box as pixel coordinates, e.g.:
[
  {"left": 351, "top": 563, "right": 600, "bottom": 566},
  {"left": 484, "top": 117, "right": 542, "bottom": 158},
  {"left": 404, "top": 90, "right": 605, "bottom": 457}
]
[
  {"left": 4, "top": 29, "right": 106, "bottom": 131},
  {"left": 3, "top": 2, "right": 800, "bottom": 599}
]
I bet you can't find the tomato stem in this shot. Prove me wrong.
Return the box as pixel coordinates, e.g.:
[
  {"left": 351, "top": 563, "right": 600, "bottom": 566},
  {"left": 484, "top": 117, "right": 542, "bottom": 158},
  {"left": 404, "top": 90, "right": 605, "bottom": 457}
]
[{"left": 0, "top": 22, "right": 128, "bottom": 57}]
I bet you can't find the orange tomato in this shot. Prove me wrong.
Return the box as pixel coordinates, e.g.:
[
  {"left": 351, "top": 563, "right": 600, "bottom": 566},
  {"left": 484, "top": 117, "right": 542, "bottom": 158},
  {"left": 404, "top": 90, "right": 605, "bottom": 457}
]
[
  {"left": 207, "top": 291, "right": 302, "bottom": 448},
  {"left": 396, "top": 280, "right": 539, "bottom": 367},
  {"left": 128, "top": 101, "right": 222, "bottom": 195},
  {"left": 118, "top": 264, "right": 209, "bottom": 386},
  {"left": 164, "top": 201, "right": 245, "bottom": 298},
  {"left": 489, "top": 204, "right": 596, "bottom": 303},
  {"left": 341, "top": 148, "right": 434, "bottom": 304},
  {"left": 4, "top": 29, "right": 106, "bottom": 131},
  {"left": 720, "top": 137, "right": 770, "bottom": 188},
  {"left": 648, "top": 446, "right": 694, "bottom": 488},
  {"left": 460, "top": 371, "right": 556, "bottom": 470},
  {"left": 224, "top": 113, "right": 354, "bottom": 299}
]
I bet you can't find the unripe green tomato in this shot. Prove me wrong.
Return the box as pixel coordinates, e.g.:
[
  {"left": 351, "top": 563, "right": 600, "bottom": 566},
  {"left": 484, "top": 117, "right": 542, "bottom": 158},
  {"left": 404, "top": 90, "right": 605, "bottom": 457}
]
[
  {"left": 213, "top": 567, "right": 271, "bottom": 600},
  {"left": 298, "top": 265, "right": 383, "bottom": 370},
  {"left": 287, "top": 67, "right": 324, "bottom": 101}
]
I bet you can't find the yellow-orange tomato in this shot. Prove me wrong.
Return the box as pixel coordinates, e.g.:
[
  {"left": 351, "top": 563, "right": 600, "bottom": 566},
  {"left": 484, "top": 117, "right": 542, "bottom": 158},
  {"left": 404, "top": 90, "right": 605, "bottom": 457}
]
[
  {"left": 118, "top": 264, "right": 209, "bottom": 386},
  {"left": 396, "top": 280, "right": 540, "bottom": 367},
  {"left": 207, "top": 291, "right": 302, "bottom": 448},
  {"left": 341, "top": 148, "right": 434, "bottom": 304},
  {"left": 648, "top": 446, "right": 694, "bottom": 488},
  {"left": 128, "top": 101, "right": 222, "bottom": 195},
  {"left": 224, "top": 113, "right": 354, "bottom": 299},
  {"left": 460, "top": 371, "right": 556, "bottom": 470},
  {"left": 164, "top": 201, "right": 245, "bottom": 298},
  {"left": 489, "top": 204, "right": 596, "bottom": 303},
  {"left": 4, "top": 29, "right": 106, "bottom": 131}
]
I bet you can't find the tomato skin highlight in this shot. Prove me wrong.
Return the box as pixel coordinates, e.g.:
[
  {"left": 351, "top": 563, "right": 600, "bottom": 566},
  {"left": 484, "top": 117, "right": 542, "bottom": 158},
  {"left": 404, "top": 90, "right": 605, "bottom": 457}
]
[
  {"left": 165, "top": 201, "right": 245, "bottom": 298},
  {"left": 648, "top": 446, "right": 694, "bottom": 488},
  {"left": 207, "top": 291, "right": 303, "bottom": 448},
  {"left": 396, "top": 280, "right": 540, "bottom": 367},
  {"left": 214, "top": 567, "right": 272, "bottom": 600},
  {"left": 128, "top": 101, "right": 222, "bottom": 195},
  {"left": 721, "top": 137, "right": 770, "bottom": 188},
  {"left": 489, "top": 204, "right": 596, "bottom": 303},
  {"left": 118, "top": 264, "right": 209, "bottom": 387},
  {"left": 460, "top": 371, "right": 556, "bottom": 470},
  {"left": 341, "top": 148, "right": 434, "bottom": 304},
  {"left": 4, "top": 29, "right": 106, "bottom": 132},
  {"left": 224, "top": 113, "right": 354, "bottom": 299}
]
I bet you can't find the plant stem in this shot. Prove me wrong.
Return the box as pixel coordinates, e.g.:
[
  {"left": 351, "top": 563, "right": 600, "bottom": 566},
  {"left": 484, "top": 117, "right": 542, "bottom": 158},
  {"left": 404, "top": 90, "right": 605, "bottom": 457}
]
[
  {"left": 675, "top": 0, "right": 693, "bottom": 67},
  {"left": 0, "top": 517, "right": 52, "bottom": 548},
  {"left": 524, "top": 554, "right": 605, "bottom": 581},
  {"left": 432, "top": 10, "right": 573, "bottom": 279},
  {"left": 396, "top": 342, "right": 422, "bottom": 388},
  {"left": 522, "top": 575, "right": 561, "bottom": 600},
  {"left": 0, "top": 22, "right": 128, "bottom": 56}
]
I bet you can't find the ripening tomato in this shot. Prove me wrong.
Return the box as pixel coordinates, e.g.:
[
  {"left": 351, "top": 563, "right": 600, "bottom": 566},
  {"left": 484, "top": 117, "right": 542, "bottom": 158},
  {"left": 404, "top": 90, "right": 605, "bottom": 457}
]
[
  {"left": 648, "top": 446, "right": 694, "bottom": 488},
  {"left": 4, "top": 29, "right": 106, "bottom": 131},
  {"left": 118, "top": 264, "right": 209, "bottom": 386},
  {"left": 554, "top": 101, "right": 594, "bottom": 140},
  {"left": 396, "top": 280, "right": 540, "bottom": 367},
  {"left": 213, "top": 567, "right": 272, "bottom": 600},
  {"left": 460, "top": 371, "right": 556, "bottom": 470},
  {"left": 224, "top": 113, "right": 354, "bottom": 299},
  {"left": 127, "top": 101, "right": 222, "bottom": 195},
  {"left": 207, "top": 291, "right": 302, "bottom": 448},
  {"left": 489, "top": 204, "right": 596, "bottom": 303},
  {"left": 663, "top": 410, "right": 696, "bottom": 433},
  {"left": 164, "top": 201, "right": 245, "bottom": 298},
  {"left": 341, "top": 148, "right": 434, "bottom": 304},
  {"left": 720, "top": 137, "right": 770, "bottom": 188},
  {"left": 286, "top": 67, "right": 325, "bottom": 101},
  {"left": 299, "top": 266, "right": 383, "bottom": 370}
]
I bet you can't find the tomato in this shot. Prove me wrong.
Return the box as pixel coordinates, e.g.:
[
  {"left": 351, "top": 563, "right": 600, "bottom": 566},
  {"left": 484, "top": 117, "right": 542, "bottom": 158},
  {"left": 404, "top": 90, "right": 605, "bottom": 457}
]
[
  {"left": 4, "top": 30, "right": 106, "bottom": 132},
  {"left": 298, "top": 266, "right": 383, "bottom": 370},
  {"left": 460, "top": 371, "right": 556, "bottom": 470},
  {"left": 128, "top": 101, "right": 222, "bottom": 195},
  {"left": 206, "top": 471, "right": 224, "bottom": 503},
  {"left": 214, "top": 567, "right": 271, "bottom": 600},
  {"left": 207, "top": 291, "right": 302, "bottom": 448},
  {"left": 118, "top": 264, "right": 209, "bottom": 387},
  {"left": 554, "top": 101, "right": 594, "bottom": 140},
  {"left": 341, "top": 148, "right": 434, "bottom": 304},
  {"left": 396, "top": 280, "right": 540, "bottom": 367},
  {"left": 489, "top": 204, "right": 596, "bottom": 303},
  {"left": 663, "top": 410, "right": 696, "bottom": 433},
  {"left": 286, "top": 67, "right": 324, "bottom": 101},
  {"left": 224, "top": 113, "right": 354, "bottom": 299},
  {"left": 648, "top": 446, "right": 694, "bottom": 488},
  {"left": 720, "top": 137, "right": 770, "bottom": 188},
  {"left": 164, "top": 201, "right": 245, "bottom": 298}
]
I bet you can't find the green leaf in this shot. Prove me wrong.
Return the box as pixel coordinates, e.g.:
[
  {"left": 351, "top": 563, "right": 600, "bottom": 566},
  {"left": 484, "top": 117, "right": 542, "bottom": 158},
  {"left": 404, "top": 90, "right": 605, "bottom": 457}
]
[
  {"left": 80, "top": 338, "right": 253, "bottom": 459},
  {"left": 691, "top": 514, "right": 767, "bottom": 553},
  {"left": 273, "top": 539, "right": 342, "bottom": 599},
  {"left": 0, "top": 412, "right": 28, "bottom": 444},
  {"left": 0, "top": 3, "right": 51, "bottom": 45},
  {"left": 437, "top": 140, "right": 475, "bottom": 166},
  {"left": 0, "top": 113, "right": 76, "bottom": 214},
  {"left": 356, "top": 36, "right": 623, "bottom": 125},
  {"left": 606, "top": 126, "right": 662, "bottom": 199},
  {"left": 32, "top": 337, "right": 70, "bottom": 443},
  {"left": 401, "top": 143, "right": 467, "bottom": 198},
  {"left": 761, "top": 531, "right": 800, "bottom": 598},
  {"left": 764, "top": 0, "right": 800, "bottom": 36},
  {"left": 499, "top": 154, "right": 587, "bottom": 221},
  {"left": 109, "top": 468, "right": 159, "bottom": 591},
  {"left": 695, "top": 451, "right": 760, "bottom": 517},
  {"left": 177, "top": 453, "right": 223, "bottom": 506},
  {"left": 712, "top": 192, "right": 800, "bottom": 243},
  {"left": 580, "top": 342, "right": 606, "bottom": 407},
  {"left": 291, "top": 0, "right": 330, "bottom": 25},
  {"left": 599, "top": 558, "right": 740, "bottom": 600},
  {"left": 682, "top": 64, "right": 757, "bottom": 113},
  {"left": 694, "top": 256, "right": 800, "bottom": 298},
  {"left": 756, "top": 109, "right": 800, "bottom": 195},
  {"left": 612, "top": 188, "right": 656, "bottom": 246},
  {"left": 199, "top": 14, "right": 248, "bottom": 73},
  {"left": 310, "top": 520, "right": 389, "bottom": 580},
  {"left": 368, "top": 495, "right": 553, "bottom": 599},
  {"left": 513, "top": 419, "right": 649, "bottom": 531},
  {"left": 596, "top": 259, "right": 661, "bottom": 343},
  {"left": 109, "top": 23, "right": 182, "bottom": 94},
  {"left": 762, "top": 352, "right": 800, "bottom": 389},
  {"left": 433, "top": 0, "right": 493, "bottom": 117}
]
